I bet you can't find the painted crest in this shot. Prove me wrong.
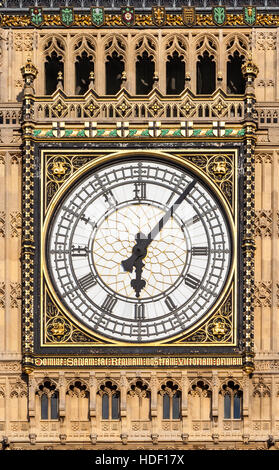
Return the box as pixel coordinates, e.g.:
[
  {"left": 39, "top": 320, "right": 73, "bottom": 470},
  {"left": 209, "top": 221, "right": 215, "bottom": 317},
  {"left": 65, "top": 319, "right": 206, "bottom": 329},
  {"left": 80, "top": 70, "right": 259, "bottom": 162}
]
[
  {"left": 91, "top": 7, "right": 105, "bottom": 28},
  {"left": 182, "top": 7, "right": 196, "bottom": 27},
  {"left": 29, "top": 7, "right": 43, "bottom": 27},
  {"left": 121, "top": 7, "right": 135, "bottom": 27},
  {"left": 152, "top": 7, "right": 166, "bottom": 27},
  {"left": 243, "top": 6, "right": 257, "bottom": 26},
  {"left": 60, "top": 8, "right": 74, "bottom": 27},
  {"left": 212, "top": 6, "right": 226, "bottom": 26}
]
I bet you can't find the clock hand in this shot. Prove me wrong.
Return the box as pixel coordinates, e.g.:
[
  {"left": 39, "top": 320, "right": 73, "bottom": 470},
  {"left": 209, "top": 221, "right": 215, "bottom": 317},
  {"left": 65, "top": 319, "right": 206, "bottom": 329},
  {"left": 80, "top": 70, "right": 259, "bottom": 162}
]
[
  {"left": 130, "top": 256, "right": 146, "bottom": 298},
  {"left": 121, "top": 179, "right": 196, "bottom": 273}
]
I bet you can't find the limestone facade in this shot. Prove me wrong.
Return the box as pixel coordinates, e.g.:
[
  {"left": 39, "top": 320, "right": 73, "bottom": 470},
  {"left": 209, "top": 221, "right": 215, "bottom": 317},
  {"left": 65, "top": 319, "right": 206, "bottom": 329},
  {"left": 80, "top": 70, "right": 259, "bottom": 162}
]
[{"left": 1, "top": 8, "right": 279, "bottom": 450}]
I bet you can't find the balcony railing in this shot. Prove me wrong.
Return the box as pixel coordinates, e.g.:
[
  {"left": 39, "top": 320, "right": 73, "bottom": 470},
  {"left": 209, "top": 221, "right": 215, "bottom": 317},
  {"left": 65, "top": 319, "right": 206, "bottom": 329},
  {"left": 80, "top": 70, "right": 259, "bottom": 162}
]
[{"left": 32, "top": 87, "right": 245, "bottom": 123}]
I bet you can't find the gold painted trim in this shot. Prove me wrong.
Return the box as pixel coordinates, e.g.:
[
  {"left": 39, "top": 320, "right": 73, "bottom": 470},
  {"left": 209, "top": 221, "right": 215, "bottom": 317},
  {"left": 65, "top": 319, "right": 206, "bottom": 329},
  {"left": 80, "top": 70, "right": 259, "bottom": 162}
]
[{"left": 41, "top": 148, "right": 237, "bottom": 347}]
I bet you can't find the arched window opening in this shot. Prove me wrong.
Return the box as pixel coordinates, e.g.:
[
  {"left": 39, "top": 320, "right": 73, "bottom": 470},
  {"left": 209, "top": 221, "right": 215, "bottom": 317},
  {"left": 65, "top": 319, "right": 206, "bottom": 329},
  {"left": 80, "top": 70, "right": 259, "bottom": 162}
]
[
  {"left": 227, "top": 51, "right": 245, "bottom": 94},
  {"left": 37, "top": 380, "right": 59, "bottom": 420},
  {"left": 136, "top": 51, "right": 155, "bottom": 95},
  {"left": 196, "top": 51, "right": 216, "bottom": 95},
  {"left": 160, "top": 381, "right": 181, "bottom": 420},
  {"left": 99, "top": 381, "right": 120, "bottom": 420},
  {"left": 105, "top": 51, "right": 124, "bottom": 95},
  {"left": 166, "top": 51, "right": 185, "bottom": 95},
  {"left": 45, "top": 51, "right": 64, "bottom": 95},
  {"left": 221, "top": 380, "right": 243, "bottom": 420},
  {"left": 75, "top": 51, "right": 94, "bottom": 95}
]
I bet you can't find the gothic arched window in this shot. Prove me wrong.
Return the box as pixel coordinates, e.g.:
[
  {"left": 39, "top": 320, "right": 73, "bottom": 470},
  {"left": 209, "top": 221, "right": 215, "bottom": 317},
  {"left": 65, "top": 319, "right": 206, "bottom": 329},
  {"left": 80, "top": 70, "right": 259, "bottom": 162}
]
[
  {"left": 37, "top": 381, "right": 59, "bottom": 420},
  {"left": 196, "top": 51, "right": 216, "bottom": 95},
  {"left": 166, "top": 51, "right": 185, "bottom": 95},
  {"left": 160, "top": 381, "right": 181, "bottom": 420},
  {"left": 221, "top": 381, "right": 243, "bottom": 420},
  {"left": 99, "top": 381, "right": 120, "bottom": 420},
  {"left": 75, "top": 51, "right": 94, "bottom": 95},
  {"left": 45, "top": 51, "right": 64, "bottom": 95},
  {"left": 227, "top": 51, "right": 245, "bottom": 94},
  {"left": 105, "top": 51, "right": 124, "bottom": 95},
  {"left": 136, "top": 51, "right": 155, "bottom": 95}
]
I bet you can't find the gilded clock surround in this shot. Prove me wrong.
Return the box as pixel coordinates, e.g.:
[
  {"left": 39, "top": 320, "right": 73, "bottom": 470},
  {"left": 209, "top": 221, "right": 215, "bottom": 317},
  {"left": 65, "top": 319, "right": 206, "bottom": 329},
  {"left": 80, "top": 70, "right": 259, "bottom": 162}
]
[{"left": 22, "top": 142, "right": 242, "bottom": 366}]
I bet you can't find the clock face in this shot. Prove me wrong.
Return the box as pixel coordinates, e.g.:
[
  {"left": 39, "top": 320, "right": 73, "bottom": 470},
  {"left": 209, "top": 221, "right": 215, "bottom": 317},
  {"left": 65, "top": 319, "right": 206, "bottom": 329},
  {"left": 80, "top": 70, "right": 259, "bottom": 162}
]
[{"left": 45, "top": 157, "right": 232, "bottom": 343}]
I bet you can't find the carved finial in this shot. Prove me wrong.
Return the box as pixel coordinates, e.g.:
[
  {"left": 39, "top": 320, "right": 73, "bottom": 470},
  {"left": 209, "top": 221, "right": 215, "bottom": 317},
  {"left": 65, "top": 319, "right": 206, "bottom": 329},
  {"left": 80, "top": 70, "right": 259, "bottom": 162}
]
[
  {"left": 21, "top": 58, "right": 38, "bottom": 82},
  {"left": 57, "top": 71, "right": 64, "bottom": 90},
  {"left": 20, "top": 58, "right": 38, "bottom": 95},
  {"left": 241, "top": 56, "right": 259, "bottom": 80},
  {"left": 89, "top": 71, "right": 95, "bottom": 89}
]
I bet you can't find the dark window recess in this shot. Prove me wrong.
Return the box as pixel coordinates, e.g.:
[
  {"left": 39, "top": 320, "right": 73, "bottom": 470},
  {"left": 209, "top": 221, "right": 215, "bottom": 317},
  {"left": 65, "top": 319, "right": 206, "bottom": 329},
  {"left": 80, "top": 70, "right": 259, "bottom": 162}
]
[
  {"left": 136, "top": 51, "right": 155, "bottom": 95},
  {"left": 105, "top": 52, "right": 124, "bottom": 95},
  {"left": 75, "top": 51, "right": 94, "bottom": 95},
  {"left": 45, "top": 51, "right": 64, "bottom": 95},
  {"left": 41, "top": 393, "right": 49, "bottom": 420},
  {"left": 224, "top": 393, "right": 231, "bottom": 419},
  {"left": 233, "top": 393, "right": 242, "bottom": 419},
  {"left": 50, "top": 392, "right": 59, "bottom": 420},
  {"left": 196, "top": 51, "right": 216, "bottom": 95},
  {"left": 227, "top": 51, "right": 245, "bottom": 94},
  {"left": 163, "top": 393, "right": 170, "bottom": 420},
  {"left": 102, "top": 394, "right": 109, "bottom": 420},
  {"left": 172, "top": 391, "right": 181, "bottom": 419},
  {"left": 166, "top": 52, "right": 185, "bottom": 95},
  {"left": 111, "top": 392, "right": 120, "bottom": 420}
]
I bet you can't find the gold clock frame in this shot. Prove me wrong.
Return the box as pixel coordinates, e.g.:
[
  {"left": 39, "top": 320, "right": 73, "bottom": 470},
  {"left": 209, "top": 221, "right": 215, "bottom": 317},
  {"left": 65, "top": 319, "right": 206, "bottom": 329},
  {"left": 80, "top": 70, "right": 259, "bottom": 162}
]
[{"left": 40, "top": 148, "right": 238, "bottom": 349}]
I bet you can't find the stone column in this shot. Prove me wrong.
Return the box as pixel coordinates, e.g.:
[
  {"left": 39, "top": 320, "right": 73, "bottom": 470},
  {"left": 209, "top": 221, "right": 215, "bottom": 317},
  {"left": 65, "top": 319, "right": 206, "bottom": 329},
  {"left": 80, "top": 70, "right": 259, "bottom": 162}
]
[
  {"left": 89, "top": 371, "right": 97, "bottom": 444},
  {"left": 211, "top": 370, "right": 219, "bottom": 435},
  {"left": 120, "top": 372, "right": 128, "bottom": 444},
  {"left": 150, "top": 372, "right": 158, "bottom": 439},
  {"left": 181, "top": 370, "right": 189, "bottom": 443},
  {"left": 242, "top": 372, "right": 250, "bottom": 443}
]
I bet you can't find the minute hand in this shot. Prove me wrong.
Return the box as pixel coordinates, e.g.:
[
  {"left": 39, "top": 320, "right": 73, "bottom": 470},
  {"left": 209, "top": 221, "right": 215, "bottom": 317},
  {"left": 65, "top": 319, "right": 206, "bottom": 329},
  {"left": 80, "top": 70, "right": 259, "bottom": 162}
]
[
  {"left": 146, "top": 178, "right": 197, "bottom": 244},
  {"left": 121, "top": 179, "right": 196, "bottom": 273}
]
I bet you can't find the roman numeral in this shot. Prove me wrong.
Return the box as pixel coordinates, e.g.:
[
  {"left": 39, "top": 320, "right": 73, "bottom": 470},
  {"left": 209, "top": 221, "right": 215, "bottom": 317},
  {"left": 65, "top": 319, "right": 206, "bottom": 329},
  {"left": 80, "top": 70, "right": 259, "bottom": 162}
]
[
  {"left": 78, "top": 273, "right": 97, "bottom": 291},
  {"left": 184, "top": 214, "right": 200, "bottom": 227},
  {"left": 165, "top": 296, "right": 177, "bottom": 311},
  {"left": 133, "top": 182, "right": 146, "bottom": 200},
  {"left": 103, "top": 190, "right": 118, "bottom": 208},
  {"left": 101, "top": 294, "right": 117, "bottom": 313},
  {"left": 184, "top": 273, "right": 200, "bottom": 290},
  {"left": 134, "top": 303, "right": 145, "bottom": 320},
  {"left": 71, "top": 245, "right": 88, "bottom": 257},
  {"left": 191, "top": 246, "right": 208, "bottom": 256}
]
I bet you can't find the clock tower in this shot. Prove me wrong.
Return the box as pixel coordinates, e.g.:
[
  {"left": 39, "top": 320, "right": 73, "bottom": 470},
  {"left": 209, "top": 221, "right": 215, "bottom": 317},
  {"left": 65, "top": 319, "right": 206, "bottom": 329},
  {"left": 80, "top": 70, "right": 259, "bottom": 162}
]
[{"left": 0, "top": 0, "right": 278, "bottom": 451}]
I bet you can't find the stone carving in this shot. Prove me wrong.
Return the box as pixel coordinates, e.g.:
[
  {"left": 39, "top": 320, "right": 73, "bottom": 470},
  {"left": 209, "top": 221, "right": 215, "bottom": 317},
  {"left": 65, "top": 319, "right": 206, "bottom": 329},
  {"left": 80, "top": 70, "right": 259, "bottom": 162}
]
[
  {"left": 254, "top": 281, "right": 272, "bottom": 308},
  {"left": 255, "top": 153, "right": 273, "bottom": 164},
  {"left": 0, "top": 282, "right": 5, "bottom": 309},
  {"left": 0, "top": 211, "right": 6, "bottom": 238},
  {"left": 10, "top": 282, "right": 21, "bottom": 308},
  {"left": 256, "top": 32, "right": 276, "bottom": 51},
  {"left": 253, "top": 377, "right": 271, "bottom": 397},
  {"left": 13, "top": 32, "right": 33, "bottom": 52},
  {"left": 10, "top": 211, "right": 22, "bottom": 238},
  {"left": 255, "top": 210, "right": 272, "bottom": 238}
]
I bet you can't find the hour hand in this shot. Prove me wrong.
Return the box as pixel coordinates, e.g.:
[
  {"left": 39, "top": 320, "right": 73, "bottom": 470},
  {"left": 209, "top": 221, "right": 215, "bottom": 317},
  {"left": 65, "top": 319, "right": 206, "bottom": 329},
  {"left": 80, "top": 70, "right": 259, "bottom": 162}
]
[
  {"left": 130, "top": 257, "right": 146, "bottom": 298},
  {"left": 121, "top": 233, "right": 148, "bottom": 273}
]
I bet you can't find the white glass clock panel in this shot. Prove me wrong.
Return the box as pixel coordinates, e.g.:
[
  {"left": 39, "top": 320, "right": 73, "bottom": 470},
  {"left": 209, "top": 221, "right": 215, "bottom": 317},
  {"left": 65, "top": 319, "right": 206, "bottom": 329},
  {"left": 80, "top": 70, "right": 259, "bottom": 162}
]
[{"left": 46, "top": 159, "right": 232, "bottom": 343}]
